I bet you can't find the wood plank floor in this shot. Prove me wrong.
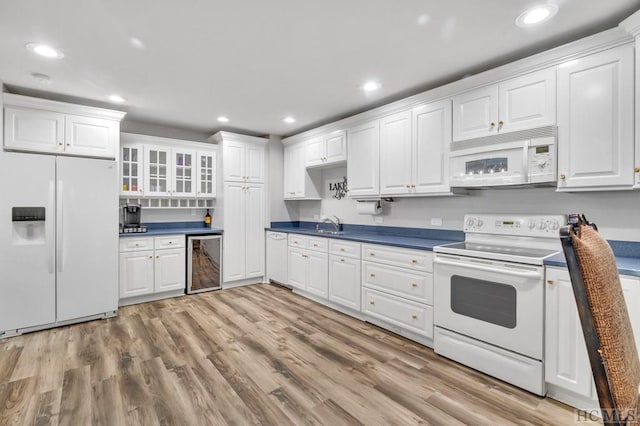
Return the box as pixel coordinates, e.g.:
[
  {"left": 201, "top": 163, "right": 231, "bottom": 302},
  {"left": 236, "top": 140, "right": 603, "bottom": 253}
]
[{"left": 0, "top": 283, "right": 596, "bottom": 425}]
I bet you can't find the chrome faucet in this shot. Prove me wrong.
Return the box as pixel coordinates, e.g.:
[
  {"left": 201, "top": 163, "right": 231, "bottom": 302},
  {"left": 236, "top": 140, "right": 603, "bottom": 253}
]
[{"left": 322, "top": 216, "right": 341, "bottom": 233}]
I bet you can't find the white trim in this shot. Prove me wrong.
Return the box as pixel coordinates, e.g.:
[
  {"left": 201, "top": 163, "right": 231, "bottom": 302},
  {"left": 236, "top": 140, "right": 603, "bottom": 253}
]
[
  {"left": 620, "top": 9, "right": 640, "bottom": 36},
  {"left": 208, "top": 131, "right": 269, "bottom": 146},
  {"left": 283, "top": 27, "right": 633, "bottom": 144},
  {"left": 222, "top": 277, "right": 265, "bottom": 289},
  {"left": 118, "top": 289, "right": 186, "bottom": 306},
  {"left": 121, "top": 132, "right": 217, "bottom": 150},
  {"left": 3, "top": 93, "right": 126, "bottom": 121}
]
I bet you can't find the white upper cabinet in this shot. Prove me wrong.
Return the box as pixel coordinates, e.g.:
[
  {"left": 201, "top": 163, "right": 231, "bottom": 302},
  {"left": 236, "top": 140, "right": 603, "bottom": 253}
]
[
  {"left": 498, "top": 68, "right": 556, "bottom": 134},
  {"left": 284, "top": 142, "right": 320, "bottom": 200},
  {"left": 380, "top": 111, "right": 413, "bottom": 195},
  {"left": 171, "top": 148, "right": 197, "bottom": 198},
  {"left": 413, "top": 100, "right": 452, "bottom": 194},
  {"left": 453, "top": 85, "right": 499, "bottom": 141},
  {"left": 3, "top": 94, "right": 124, "bottom": 158},
  {"left": 379, "top": 100, "right": 452, "bottom": 196},
  {"left": 557, "top": 44, "right": 635, "bottom": 190},
  {"left": 144, "top": 145, "right": 172, "bottom": 197},
  {"left": 121, "top": 133, "right": 216, "bottom": 200},
  {"left": 347, "top": 120, "right": 380, "bottom": 198},
  {"left": 64, "top": 115, "right": 118, "bottom": 158},
  {"left": 305, "top": 130, "right": 347, "bottom": 168},
  {"left": 121, "top": 143, "right": 144, "bottom": 196},
  {"left": 223, "top": 139, "right": 265, "bottom": 183},
  {"left": 196, "top": 151, "right": 217, "bottom": 199},
  {"left": 452, "top": 68, "right": 556, "bottom": 142},
  {"left": 4, "top": 107, "right": 64, "bottom": 153}
]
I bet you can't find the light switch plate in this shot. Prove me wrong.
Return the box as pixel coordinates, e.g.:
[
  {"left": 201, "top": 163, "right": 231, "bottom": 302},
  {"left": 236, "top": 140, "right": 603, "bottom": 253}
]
[
  {"left": 373, "top": 216, "right": 383, "bottom": 224},
  {"left": 431, "top": 217, "right": 443, "bottom": 226}
]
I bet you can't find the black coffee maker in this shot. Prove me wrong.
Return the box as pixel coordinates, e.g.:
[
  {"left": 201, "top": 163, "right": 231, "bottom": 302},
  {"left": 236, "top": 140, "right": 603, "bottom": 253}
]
[{"left": 122, "top": 204, "right": 142, "bottom": 228}]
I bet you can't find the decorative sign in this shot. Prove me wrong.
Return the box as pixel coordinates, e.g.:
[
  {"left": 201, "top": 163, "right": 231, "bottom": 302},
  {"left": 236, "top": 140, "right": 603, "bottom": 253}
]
[{"left": 328, "top": 176, "right": 348, "bottom": 200}]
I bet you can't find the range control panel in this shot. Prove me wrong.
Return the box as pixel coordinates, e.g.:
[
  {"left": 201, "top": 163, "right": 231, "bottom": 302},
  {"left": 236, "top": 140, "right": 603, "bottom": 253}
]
[{"left": 463, "top": 214, "right": 567, "bottom": 237}]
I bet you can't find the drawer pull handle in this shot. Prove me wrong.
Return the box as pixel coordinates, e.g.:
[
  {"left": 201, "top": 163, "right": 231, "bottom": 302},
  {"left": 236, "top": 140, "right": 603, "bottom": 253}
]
[
  {"left": 370, "top": 273, "right": 375, "bottom": 278},
  {"left": 411, "top": 283, "right": 417, "bottom": 288},
  {"left": 370, "top": 301, "right": 375, "bottom": 305},
  {"left": 411, "top": 314, "right": 418, "bottom": 320},
  {"left": 370, "top": 253, "right": 375, "bottom": 256}
]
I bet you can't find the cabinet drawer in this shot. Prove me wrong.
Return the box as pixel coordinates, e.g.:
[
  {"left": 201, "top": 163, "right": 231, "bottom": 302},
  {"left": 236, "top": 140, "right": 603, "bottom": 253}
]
[
  {"left": 362, "top": 261, "right": 432, "bottom": 304},
  {"left": 119, "top": 237, "right": 154, "bottom": 252},
  {"left": 362, "top": 244, "right": 432, "bottom": 272},
  {"left": 154, "top": 235, "right": 185, "bottom": 250},
  {"left": 330, "top": 240, "right": 361, "bottom": 259},
  {"left": 306, "top": 236, "right": 328, "bottom": 252},
  {"left": 362, "top": 287, "right": 433, "bottom": 338},
  {"left": 288, "top": 234, "right": 307, "bottom": 248}
]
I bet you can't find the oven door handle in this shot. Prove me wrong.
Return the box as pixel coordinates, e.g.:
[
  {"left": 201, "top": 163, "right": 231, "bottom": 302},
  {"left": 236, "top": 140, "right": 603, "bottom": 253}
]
[{"left": 433, "top": 258, "right": 542, "bottom": 279}]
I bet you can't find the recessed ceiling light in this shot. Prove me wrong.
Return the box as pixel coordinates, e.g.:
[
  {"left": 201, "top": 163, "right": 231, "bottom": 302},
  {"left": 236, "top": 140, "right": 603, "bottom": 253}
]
[
  {"left": 362, "top": 81, "right": 381, "bottom": 92},
  {"left": 515, "top": 4, "right": 558, "bottom": 27},
  {"left": 217, "top": 116, "right": 229, "bottom": 123},
  {"left": 25, "top": 43, "right": 64, "bottom": 59},
  {"left": 130, "top": 37, "right": 145, "bottom": 49},
  {"left": 31, "top": 73, "right": 52, "bottom": 85},
  {"left": 108, "top": 94, "right": 127, "bottom": 103},
  {"left": 283, "top": 116, "right": 296, "bottom": 124}
]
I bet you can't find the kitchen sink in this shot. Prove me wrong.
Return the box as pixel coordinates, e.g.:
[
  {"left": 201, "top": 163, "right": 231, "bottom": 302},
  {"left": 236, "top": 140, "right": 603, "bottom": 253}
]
[{"left": 314, "top": 229, "right": 344, "bottom": 235}]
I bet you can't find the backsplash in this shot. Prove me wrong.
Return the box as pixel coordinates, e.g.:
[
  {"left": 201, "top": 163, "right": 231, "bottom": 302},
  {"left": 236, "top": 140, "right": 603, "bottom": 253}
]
[{"left": 296, "top": 166, "right": 640, "bottom": 241}]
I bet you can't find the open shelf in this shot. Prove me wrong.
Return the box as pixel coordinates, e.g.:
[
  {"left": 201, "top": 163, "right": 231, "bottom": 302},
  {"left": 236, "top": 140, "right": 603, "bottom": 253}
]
[{"left": 120, "top": 197, "right": 214, "bottom": 209}]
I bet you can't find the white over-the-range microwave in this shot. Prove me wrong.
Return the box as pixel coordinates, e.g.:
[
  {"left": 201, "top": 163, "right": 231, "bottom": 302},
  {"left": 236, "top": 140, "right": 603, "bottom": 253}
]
[{"left": 449, "top": 136, "right": 556, "bottom": 188}]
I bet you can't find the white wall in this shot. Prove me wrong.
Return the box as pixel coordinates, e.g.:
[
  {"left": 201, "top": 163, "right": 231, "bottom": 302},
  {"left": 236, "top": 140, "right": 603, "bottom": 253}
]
[{"left": 296, "top": 166, "right": 640, "bottom": 241}]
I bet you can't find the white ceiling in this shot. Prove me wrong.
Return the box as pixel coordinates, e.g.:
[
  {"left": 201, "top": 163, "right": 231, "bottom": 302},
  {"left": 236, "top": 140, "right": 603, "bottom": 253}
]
[{"left": 1, "top": 1, "right": 639, "bottom": 138}]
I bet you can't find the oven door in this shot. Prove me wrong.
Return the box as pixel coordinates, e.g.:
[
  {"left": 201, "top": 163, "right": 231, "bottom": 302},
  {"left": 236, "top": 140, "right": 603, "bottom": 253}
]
[{"left": 433, "top": 253, "right": 544, "bottom": 360}]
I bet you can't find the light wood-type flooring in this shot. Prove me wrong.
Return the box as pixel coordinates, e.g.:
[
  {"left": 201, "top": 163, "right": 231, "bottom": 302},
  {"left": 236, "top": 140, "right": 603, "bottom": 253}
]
[{"left": 0, "top": 283, "right": 596, "bottom": 425}]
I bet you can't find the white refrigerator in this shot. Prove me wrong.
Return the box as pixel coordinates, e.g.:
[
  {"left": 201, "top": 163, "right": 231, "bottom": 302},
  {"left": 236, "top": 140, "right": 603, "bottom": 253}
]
[{"left": 0, "top": 152, "right": 119, "bottom": 336}]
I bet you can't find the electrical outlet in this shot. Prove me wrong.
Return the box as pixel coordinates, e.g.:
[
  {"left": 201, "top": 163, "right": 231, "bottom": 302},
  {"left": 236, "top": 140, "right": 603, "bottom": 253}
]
[
  {"left": 373, "top": 216, "right": 383, "bottom": 224},
  {"left": 431, "top": 217, "right": 443, "bottom": 226}
]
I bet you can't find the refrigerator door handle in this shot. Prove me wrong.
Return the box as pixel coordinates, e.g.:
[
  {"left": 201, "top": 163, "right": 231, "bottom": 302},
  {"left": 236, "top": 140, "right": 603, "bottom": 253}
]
[
  {"left": 57, "top": 180, "right": 64, "bottom": 273},
  {"left": 48, "top": 179, "right": 56, "bottom": 274}
]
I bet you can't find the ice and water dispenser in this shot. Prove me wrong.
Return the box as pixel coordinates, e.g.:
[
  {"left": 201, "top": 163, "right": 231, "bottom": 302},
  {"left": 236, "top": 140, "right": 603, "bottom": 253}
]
[{"left": 12, "top": 207, "right": 46, "bottom": 246}]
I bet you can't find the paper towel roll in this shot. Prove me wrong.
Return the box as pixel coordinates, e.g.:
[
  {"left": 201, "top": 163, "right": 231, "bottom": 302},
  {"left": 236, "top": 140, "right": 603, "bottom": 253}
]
[{"left": 356, "top": 201, "right": 382, "bottom": 215}]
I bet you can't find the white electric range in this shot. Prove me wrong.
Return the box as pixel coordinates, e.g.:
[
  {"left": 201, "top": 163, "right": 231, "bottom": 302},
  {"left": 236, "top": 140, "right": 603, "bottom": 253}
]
[{"left": 433, "top": 213, "right": 566, "bottom": 396}]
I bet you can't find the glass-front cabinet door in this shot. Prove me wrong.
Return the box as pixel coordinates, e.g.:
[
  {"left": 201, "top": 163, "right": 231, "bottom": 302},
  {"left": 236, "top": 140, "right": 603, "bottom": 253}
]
[
  {"left": 121, "top": 143, "right": 143, "bottom": 196},
  {"left": 197, "top": 151, "right": 216, "bottom": 198},
  {"left": 144, "top": 145, "right": 172, "bottom": 197},
  {"left": 172, "top": 149, "right": 197, "bottom": 198}
]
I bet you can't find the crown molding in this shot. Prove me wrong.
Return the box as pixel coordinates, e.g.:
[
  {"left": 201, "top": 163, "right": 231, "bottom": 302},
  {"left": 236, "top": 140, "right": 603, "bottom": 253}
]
[
  {"left": 208, "top": 131, "right": 268, "bottom": 145},
  {"left": 620, "top": 9, "right": 640, "bottom": 36},
  {"left": 3, "top": 93, "right": 126, "bottom": 121}
]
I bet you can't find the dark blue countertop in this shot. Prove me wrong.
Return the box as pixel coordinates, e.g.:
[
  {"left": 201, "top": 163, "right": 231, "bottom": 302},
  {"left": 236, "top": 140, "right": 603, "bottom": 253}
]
[
  {"left": 266, "top": 221, "right": 464, "bottom": 251},
  {"left": 120, "top": 221, "right": 223, "bottom": 238},
  {"left": 545, "top": 252, "right": 640, "bottom": 278}
]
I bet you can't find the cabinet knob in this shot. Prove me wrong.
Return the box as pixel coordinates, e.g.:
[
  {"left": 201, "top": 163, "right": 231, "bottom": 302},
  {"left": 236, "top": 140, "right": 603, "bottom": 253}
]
[
  {"left": 169, "top": 241, "right": 173, "bottom": 244},
  {"left": 58, "top": 142, "right": 63, "bottom": 146},
  {"left": 411, "top": 314, "right": 418, "bottom": 320},
  {"left": 406, "top": 184, "right": 411, "bottom": 188},
  {"left": 547, "top": 280, "right": 554, "bottom": 285},
  {"left": 411, "top": 259, "right": 418, "bottom": 264},
  {"left": 411, "top": 184, "right": 415, "bottom": 188},
  {"left": 370, "top": 273, "right": 375, "bottom": 278},
  {"left": 498, "top": 120, "right": 504, "bottom": 129},
  {"left": 149, "top": 256, "right": 153, "bottom": 259},
  {"left": 490, "top": 122, "right": 496, "bottom": 129},
  {"left": 370, "top": 301, "right": 375, "bottom": 305},
  {"left": 369, "top": 253, "right": 375, "bottom": 256},
  {"left": 135, "top": 243, "right": 139, "bottom": 247},
  {"left": 66, "top": 143, "right": 70, "bottom": 146},
  {"left": 559, "top": 174, "right": 566, "bottom": 180},
  {"left": 313, "top": 244, "right": 318, "bottom": 247},
  {"left": 156, "top": 255, "right": 159, "bottom": 259},
  {"left": 635, "top": 167, "right": 640, "bottom": 173},
  {"left": 340, "top": 258, "right": 345, "bottom": 262},
  {"left": 340, "top": 248, "right": 345, "bottom": 252},
  {"left": 411, "top": 283, "right": 417, "bottom": 288}
]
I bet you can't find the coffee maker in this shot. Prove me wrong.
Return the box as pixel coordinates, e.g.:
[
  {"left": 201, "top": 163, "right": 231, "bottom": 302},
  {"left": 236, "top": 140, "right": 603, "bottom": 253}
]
[{"left": 121, "top": 204, "right": 147, "bottom": 233}]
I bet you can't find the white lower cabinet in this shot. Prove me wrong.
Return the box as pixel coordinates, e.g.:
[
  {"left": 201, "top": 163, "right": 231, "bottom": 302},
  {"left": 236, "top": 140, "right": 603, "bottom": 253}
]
[
  {"left": 119, "top": 235, "right": 186, "bottom": 302},
  {"left": 328, "top": 255, "right": 361, "bottom": 310},
  {"left": 287, "top": 235, "right": 328, "bottom": 297},
  {"left": 361, "top": 243, "right": 434, "bottom": 344},
  {"left": 545, "top": 266, "right": 640, "bottom": 409}
]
